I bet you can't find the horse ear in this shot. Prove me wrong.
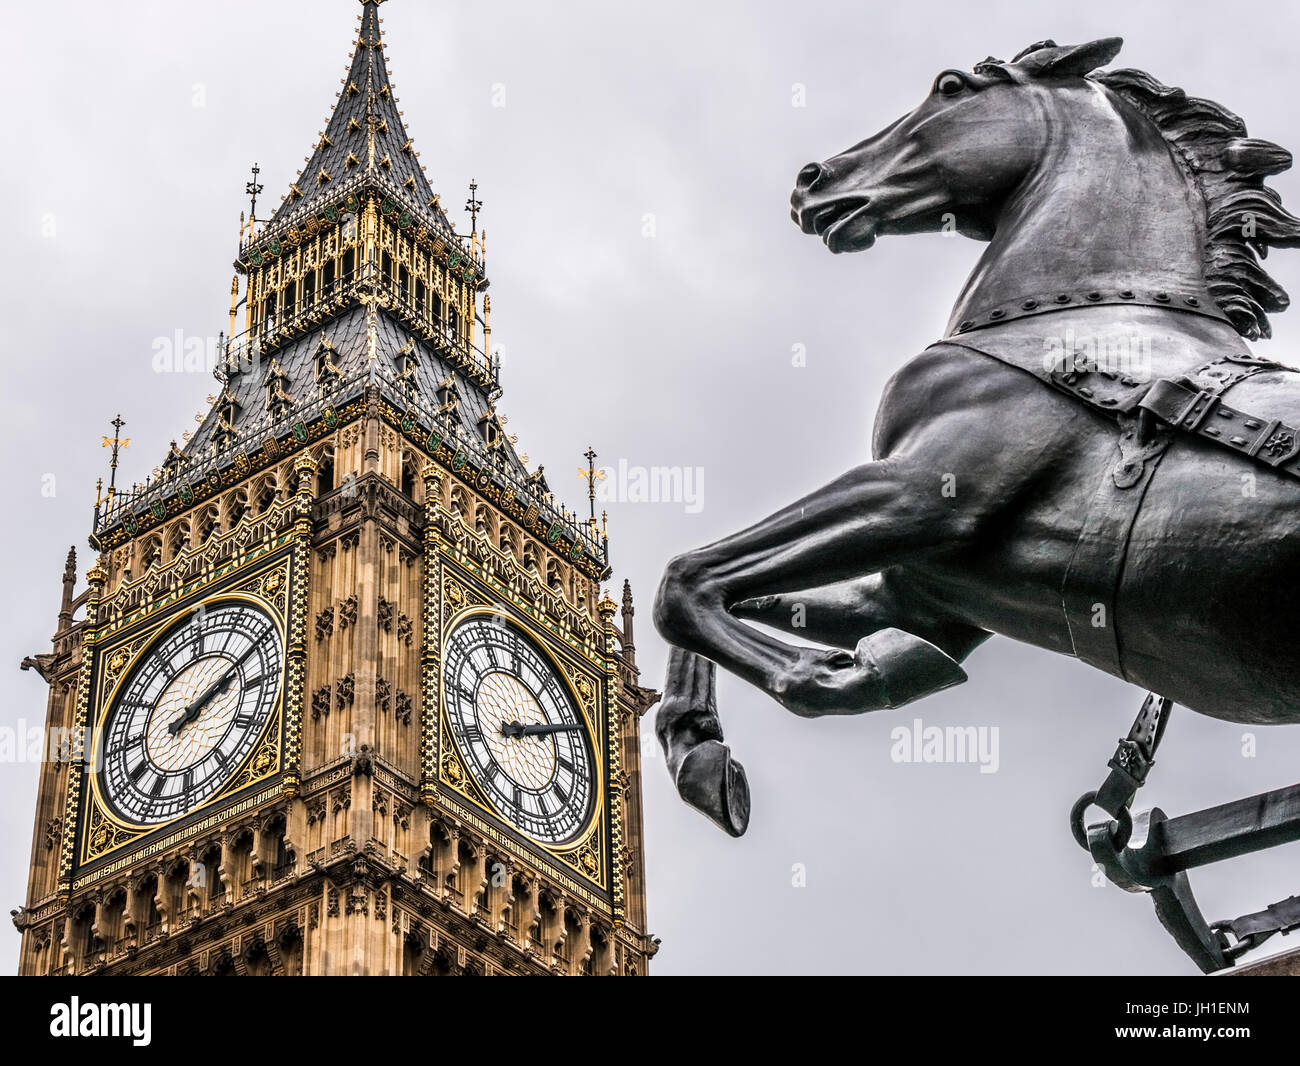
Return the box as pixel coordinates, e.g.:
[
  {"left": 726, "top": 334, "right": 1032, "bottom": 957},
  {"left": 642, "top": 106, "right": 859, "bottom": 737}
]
[{"left": 1015, "top": 37, "right": 1123, "bottom": 78}]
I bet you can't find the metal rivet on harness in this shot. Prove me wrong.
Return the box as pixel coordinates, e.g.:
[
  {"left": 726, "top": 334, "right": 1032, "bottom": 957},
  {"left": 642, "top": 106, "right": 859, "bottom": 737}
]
[
  {"left": 1185, "top": 295, "right": 1200, "bottom": 306},
  {"left": 1086, "top": 291, "right": 1102, "bottom": 302},
  {"left": 1055, "top": 293, "right": 1071, "bottom": 303},
  {"left": 1155, "top": 291, "right": 1171, "bottom": 302},
  {"left": 1119, "top": 290, "right": 1135, "bottom": 299},
  {"left": 1022, "top": 299, "right": 1039, "bottom": 310},
  {"left": 989, "top": 309, "right": 1005, "bottom": 319}
]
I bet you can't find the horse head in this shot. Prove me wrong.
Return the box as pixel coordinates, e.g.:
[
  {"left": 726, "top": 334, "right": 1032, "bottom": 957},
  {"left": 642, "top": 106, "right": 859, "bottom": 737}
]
[{"left": 791, "top": 37, "right": 1300, "bottom": 340}]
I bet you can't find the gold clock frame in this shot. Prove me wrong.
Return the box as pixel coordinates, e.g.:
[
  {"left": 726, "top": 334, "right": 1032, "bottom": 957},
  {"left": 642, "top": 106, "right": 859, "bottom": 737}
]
[
  {"left": 435, "top": 564, "right": 615, "bottom": 904},
  {"left": 77, "top": 555, "right": 293, "bottom": 868}
]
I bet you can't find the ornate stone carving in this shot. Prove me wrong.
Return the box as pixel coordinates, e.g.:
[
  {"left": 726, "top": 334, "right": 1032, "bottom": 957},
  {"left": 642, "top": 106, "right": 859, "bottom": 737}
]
[
  {"left": 335, "top": 673, "right": 355, "bottom": 712},
  {"left": 311, "top": 687, "right": 331, "bottom": 721},
  {"left": 337, "top": 595, "right": 357, "bottom": 630}
]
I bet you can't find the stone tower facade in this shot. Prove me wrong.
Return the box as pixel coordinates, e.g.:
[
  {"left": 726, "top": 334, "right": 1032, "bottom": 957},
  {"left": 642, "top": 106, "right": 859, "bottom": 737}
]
[{"left": 13, "top": 0, "right": 658, "bottom": 976}]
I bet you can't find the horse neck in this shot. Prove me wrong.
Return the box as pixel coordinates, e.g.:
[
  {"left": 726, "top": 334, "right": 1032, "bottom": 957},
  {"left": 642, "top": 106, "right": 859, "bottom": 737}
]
[{"left": 947, "top": 88, "right": 1212, "bottom": 334}]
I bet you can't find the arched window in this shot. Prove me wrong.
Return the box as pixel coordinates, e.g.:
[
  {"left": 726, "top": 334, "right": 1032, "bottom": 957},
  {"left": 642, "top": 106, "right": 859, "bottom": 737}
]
[
  {"left": 73, "top": 903, "right": 96, "bottom": 969},
  {"left": 253, "top": 477, "right": 277, "bottom": 516},
  {"left": 401, "top": 930, "right": 424, "bottom": 975},
  {"left": 317, "top": 449, "right": 335, "bottom": 495},
  {"left": 269, "top": 816, "right": 294, "bottom": 882},
  {"left": 200, "top": 845, "right": 224, "bottom": 908},
  {"left": 165, "top": 521, "right": 189, "bottom": 562},
  {"left": 140, "top": 534, "right": 163, "bottom": 571},
  {"left": 140, "top": 876, "right": 162, "bottom": 942},
  {"left": 194, "top": 505, "right": 218, "bottom": 544}
]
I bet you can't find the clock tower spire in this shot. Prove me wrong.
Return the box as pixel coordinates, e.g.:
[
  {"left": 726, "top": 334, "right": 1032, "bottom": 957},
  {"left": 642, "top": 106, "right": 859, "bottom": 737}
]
[{"left": 15, "top": 0, "right": 658, "bottom": 977}]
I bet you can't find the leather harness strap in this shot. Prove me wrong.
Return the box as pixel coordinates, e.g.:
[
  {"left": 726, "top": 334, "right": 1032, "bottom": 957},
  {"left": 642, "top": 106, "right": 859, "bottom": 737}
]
[
  {"left": 1059, "top": 413, "right": 1170, "bottom": 677},
  {"left": 930, "top": 337, "right": 1298, "bottom": 679},
  {"left": 1138, "top": 375, "right": 1300, "bottom": 474}
]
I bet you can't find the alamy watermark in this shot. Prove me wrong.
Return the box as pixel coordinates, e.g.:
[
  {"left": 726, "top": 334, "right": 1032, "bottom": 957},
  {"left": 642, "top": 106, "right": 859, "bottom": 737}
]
[
  {"left": 889, "top": 716, "right": 999, "bottom": 774},
  {"left": 1042, "top": 326, "right": 1153, "bottom": 382},
  {"left": 594, "top": 459, "right": 704, "bottom": 514}
]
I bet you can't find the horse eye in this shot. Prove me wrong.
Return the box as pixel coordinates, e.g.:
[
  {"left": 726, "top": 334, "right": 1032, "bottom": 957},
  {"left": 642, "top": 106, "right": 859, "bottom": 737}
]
[{"left": 934, "top": 71, "right": 966, "bottom": 96}]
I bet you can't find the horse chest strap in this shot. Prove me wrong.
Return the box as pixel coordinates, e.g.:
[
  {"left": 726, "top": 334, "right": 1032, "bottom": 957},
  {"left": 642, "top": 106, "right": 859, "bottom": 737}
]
[
  {"left": 1060, "top": 413, "right": 1172, "bottom": 679},
  {"left": 1138, "top": 375, "right": 1300, "bottom": 471}
]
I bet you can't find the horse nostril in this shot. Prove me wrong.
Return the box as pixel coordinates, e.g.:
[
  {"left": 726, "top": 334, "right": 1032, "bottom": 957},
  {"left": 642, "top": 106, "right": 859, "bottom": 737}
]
[{"left": 796, "top": 162, "right": 824, "bottom": 189}]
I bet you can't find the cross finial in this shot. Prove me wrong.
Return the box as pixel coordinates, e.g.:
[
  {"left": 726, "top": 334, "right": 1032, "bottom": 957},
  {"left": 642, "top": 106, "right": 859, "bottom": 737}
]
[
  {"left": 582, "top": 445, "right": 600, "bottom": 522},
  {"left": 245, "top": 162, "right": 264, "bottom": 225},
  {"left": 101, "top": 413, "right": 131, "bottom": 492},
  {"left": 466, "top": 179, "right": 483, "bottom": 235}
]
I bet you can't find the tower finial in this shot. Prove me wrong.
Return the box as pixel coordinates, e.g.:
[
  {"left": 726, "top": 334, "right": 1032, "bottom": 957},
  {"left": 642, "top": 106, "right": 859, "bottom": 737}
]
[
  {"left": 466, "top": 179, "right": 483, "bottom": 236},
  {"left": 100, "top": 414, "right": 130, "bottom": 494},
  {"left": 582, "top": 445, "right": 601, "bottom": 525},
  {"left": 57, "top": 547, "right": 77, "bottom": 633},
  {"left": 620, "top": 579, "right": 637, "bottom": 667},
  {"left": 245, "top": 162, "right": 263, "bottom": 230}
]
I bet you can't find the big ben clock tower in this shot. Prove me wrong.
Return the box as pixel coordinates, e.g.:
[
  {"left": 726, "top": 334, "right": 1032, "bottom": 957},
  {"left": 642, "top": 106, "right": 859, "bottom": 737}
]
[{"left": 13, "top": 0, "right": 659, "bottom": 976}]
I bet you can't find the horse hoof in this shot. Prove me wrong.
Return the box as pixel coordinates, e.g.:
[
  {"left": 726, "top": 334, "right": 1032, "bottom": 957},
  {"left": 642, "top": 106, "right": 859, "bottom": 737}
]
[
  {"left": 860, "top": 630, "right": 968, "bottom": 709},
  {"left": 675, "top": 740, "right": 750, "bottom": 837}
]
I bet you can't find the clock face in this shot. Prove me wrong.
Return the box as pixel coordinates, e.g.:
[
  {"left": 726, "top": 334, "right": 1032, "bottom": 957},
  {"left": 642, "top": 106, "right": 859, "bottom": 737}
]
[
  {"left": 443, "top": 616, "right": 595, "bottom": 844},
  {"left": 100, "top": 600, "right": 283, "bottom": 826}
]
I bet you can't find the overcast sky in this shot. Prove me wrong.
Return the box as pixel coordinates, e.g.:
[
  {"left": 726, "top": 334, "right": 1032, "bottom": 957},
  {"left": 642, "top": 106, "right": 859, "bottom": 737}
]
[{"left": 5, "top": 0, "right": 1300, "bottom": 975}]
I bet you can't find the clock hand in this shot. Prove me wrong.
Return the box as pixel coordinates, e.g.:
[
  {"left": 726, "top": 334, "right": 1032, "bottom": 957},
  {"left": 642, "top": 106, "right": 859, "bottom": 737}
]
[
  {"left": 500, "top": 720, "right": 583, "bottom": 739},
  {"left": 169, "top": 670, "right": 236, "bottom": 736},
  {"left": 168, "top": 644, "right": 259, "bottom": 736}
]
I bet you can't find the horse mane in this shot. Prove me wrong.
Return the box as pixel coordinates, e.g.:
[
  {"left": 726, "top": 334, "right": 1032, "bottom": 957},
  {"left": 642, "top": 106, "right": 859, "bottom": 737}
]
[
  {"left": 988, "top": 42, "right": 1300, "bottom": 339},
  {"left": 1089, "top": 67, "right": 1300, "bottom": 340}
]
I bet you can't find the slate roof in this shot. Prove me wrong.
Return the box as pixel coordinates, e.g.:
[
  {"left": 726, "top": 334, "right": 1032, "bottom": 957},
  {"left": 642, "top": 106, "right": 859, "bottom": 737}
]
[
  {"left": 265, "top": 0, "right": 450, "bottom": 235},
  {"left": 184, "top": 306, "right": 526, "bottom": 483}
]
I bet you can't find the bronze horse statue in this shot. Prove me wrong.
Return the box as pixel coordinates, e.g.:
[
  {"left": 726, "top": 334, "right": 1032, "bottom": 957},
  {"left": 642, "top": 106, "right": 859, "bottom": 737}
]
[{"left": 653, "top": 37, "right": 1300, "bottom": 970}]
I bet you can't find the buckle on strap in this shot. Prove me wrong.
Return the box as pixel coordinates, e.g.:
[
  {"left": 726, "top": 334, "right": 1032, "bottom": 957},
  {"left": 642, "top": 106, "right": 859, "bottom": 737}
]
[{"left": 1140, "top": 378, "right": 1218, "bottom": 430}]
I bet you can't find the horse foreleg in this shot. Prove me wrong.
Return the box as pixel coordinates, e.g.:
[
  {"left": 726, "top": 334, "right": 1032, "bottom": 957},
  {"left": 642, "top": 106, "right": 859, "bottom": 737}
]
[
  {"left": 658, "top": 572, "right": 988, "bottom": 837},
  {"left": 653, "top": 458, "right": 989, "bottom": 834},
  {"left": 656, "top": 648, "right": 751, "bottom": 836},
  {"left": 655, "top": 459, "right": 979, "bottom": 716},
  {"left": 732, "top": 572, "right": 990, "bottom": 659}
]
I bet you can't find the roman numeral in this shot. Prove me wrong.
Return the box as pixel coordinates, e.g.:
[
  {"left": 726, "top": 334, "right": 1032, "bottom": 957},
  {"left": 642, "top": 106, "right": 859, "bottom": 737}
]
[
  {"left": 129, "top": 761, "right": 148, "bottom": 783},
  {"left": 183, "top": 770, "right": 193, "bottom": 793},
  {"left": 555, "top": 780, "right": 569, "bottom": 804},
  {"left": 463, "top": 724, "right": 482, "bottom": 743},
  {"left": 242, "top": 674, "right": 264, "bottom": 689},
  {"left": 235, "top": 714, "right": 255, "bottom": 728},
  {"left": 150, "top": 774, "right": 166, "bottom": 797}
]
